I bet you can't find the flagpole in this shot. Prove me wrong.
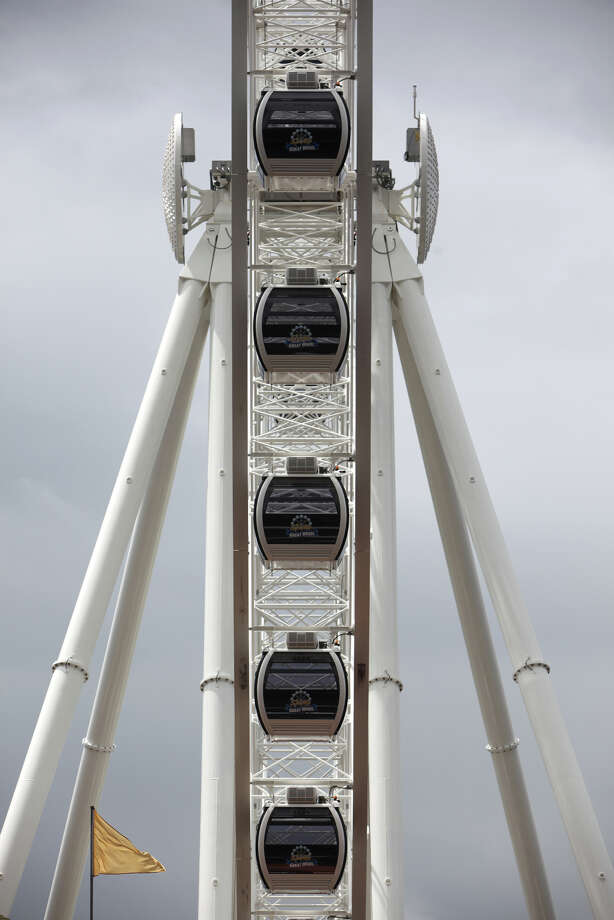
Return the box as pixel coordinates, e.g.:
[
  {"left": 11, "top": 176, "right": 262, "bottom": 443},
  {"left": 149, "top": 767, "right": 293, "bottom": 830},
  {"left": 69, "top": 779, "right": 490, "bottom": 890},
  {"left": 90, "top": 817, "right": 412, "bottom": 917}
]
[{"left": 90, "top": 806, "right": 94, "bottom": 920}]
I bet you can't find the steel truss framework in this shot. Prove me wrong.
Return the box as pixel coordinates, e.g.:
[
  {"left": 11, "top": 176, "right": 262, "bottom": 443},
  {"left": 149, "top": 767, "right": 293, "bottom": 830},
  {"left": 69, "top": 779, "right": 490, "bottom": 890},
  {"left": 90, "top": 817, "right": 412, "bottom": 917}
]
[
  {"left": 247, "top": 4, "right": 357, "bottom": 920},
  {"left": 2, "top": 2, "right": 614, "bottom": 920}
]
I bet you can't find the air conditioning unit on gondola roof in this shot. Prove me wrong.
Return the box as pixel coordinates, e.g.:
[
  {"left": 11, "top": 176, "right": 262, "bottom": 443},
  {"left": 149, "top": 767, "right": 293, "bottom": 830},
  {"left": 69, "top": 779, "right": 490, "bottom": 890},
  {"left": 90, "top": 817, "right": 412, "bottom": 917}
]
[
  {"left": 287, "top": 786, "right": 318, "bottom": 805},
  {"left": 286, "top": 457, "right": 318, "bottom": 476},
  {"left": 286, "top": 69, "right": 320, "bottom": 90},
  {"left": 286, "top": 267, "right": 318, "bottom": 286}
]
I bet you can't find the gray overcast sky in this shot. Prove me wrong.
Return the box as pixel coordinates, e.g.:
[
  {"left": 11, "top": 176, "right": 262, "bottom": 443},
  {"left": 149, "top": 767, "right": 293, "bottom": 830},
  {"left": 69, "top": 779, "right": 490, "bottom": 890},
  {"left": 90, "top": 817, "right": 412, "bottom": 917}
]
[{"left": 1, "top": 0, "right": 613, "bottom": 918}]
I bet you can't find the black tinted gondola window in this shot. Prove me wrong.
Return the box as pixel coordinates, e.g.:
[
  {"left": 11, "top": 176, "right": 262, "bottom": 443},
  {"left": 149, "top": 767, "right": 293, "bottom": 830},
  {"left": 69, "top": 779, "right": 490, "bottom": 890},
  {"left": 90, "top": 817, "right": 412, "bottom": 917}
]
[
  {"left": 262, "top": 653, "right": 340, "bottom": 721},
  {"left": 265, "top": 823, "right": 337, "bottom": 846},
  {"left": 262, "top": 287, "right": 342, "bottom": 356},
  {"left": 261, "top": 92, "right": 342, "bottom": 161},
  {"left": 262, "top": 477, "right": 341, "bottom": 546}
]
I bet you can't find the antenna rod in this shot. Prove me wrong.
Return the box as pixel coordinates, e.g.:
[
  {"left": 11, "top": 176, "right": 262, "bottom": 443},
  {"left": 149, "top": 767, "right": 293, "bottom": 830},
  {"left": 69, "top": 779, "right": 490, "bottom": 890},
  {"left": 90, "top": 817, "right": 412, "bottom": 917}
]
[{"left": 412, "top": 83, "right": 417, "bottom": 120}]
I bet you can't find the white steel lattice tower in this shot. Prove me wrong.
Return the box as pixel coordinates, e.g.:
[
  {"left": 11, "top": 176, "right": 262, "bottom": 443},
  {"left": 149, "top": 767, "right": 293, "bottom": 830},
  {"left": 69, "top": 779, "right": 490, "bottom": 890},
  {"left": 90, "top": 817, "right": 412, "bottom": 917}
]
[{"left": 236, "top": 5, "right": 372, "bottom": 920}]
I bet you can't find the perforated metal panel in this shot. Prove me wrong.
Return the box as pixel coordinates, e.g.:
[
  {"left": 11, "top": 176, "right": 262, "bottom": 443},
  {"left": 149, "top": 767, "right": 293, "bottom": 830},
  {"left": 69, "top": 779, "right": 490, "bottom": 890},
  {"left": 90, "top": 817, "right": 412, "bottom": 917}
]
[
  {"left": 286, "top": 70, "right": 319, "bottom": 90},
  {"left": 161, "top": 113, "right": 185, "bottom": 263},
  {"left": 417, "top": 113, "right": 439, "bottom": 264},
  {"left": 287, "top": 787, "right": 318, "bottom": 805},
  {"left": 286, "top": 631, "right": 319, "bottom": 649},
  {"left": 286, "top": 267, "right": 318, "bottom": 285},
  {"left": 286, "top": 457, "right": 319, "bottom": 475}
]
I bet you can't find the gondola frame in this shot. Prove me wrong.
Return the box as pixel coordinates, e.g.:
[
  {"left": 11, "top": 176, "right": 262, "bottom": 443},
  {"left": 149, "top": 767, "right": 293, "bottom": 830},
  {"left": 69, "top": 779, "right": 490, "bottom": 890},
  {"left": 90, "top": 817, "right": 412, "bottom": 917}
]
[
  {"left": 255, "top": 648, "right": 349, "bottom": 738},
  {"left": 254, "top": 474, "right": 349, "bottom": 564},
  {"left": 256, "top": 803, "right": 347, "bottom": 892},
  {"left": 253, "top": 284, "right": 349, "bottom": 377},
  {"left": 253, "top": 89, "right": 351, "bottom": 177}
]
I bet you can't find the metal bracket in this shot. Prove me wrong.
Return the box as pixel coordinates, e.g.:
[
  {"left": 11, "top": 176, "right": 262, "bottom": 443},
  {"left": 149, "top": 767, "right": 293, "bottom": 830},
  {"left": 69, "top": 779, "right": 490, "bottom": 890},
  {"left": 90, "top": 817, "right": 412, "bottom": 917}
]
[
  {"left": 200, "top": 671, "right": 235, "bottom": 691},
  {"left": 369, "top": 670, "right": 403, "bottom": 691},
  {"left": 82, "top": 738, "right": 116, "bottom": 754},
  {"left": 513, "top": 658, "right": 551, "bottom": 683},
  {"left": 51, "top": 657, "right": 89, "bottom": 682},
  {"left": 486, "top": 738, "right": 520, "bottom": 754},
  {"left": 183, "top": 182, "right": 219, "bottom": 237},
  {"left": 372, "top": 160, "right": 395, "bottom": 190}
]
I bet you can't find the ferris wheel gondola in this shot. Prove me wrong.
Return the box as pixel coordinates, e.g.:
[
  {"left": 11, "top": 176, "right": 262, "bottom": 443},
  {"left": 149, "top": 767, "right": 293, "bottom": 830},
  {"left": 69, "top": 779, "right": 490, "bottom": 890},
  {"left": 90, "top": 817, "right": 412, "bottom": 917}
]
[
  {"left": 256, "top": 803, "right": 347, "bottom": 892},
  {"left": 253, "top": 89, "right": 350, "bottom": 177},
  {"left": 253, "top": 474, "right": 349, "bottom": 566},
  {"left": 255, "top": 648, "right": 348, "bottom": 738},
  {"left": 254, "top": 284, "right": 349, "bottom": 379}
]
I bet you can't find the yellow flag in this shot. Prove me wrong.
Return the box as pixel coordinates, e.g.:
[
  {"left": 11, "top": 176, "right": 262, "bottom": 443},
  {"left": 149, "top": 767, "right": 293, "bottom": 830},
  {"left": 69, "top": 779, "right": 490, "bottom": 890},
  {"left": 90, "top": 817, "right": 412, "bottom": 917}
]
[{"left": 92, "top": 809, "right": 166, "bottom": 876}]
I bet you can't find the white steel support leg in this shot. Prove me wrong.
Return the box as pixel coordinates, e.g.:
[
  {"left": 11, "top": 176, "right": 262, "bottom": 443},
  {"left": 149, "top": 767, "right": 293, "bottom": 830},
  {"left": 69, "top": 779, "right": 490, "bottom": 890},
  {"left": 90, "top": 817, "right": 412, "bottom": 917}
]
[
  {"left": 393, "top": 277, "right": 614, "bottom": 918},
  {"left": 198, "top": 282, "right": 235, "bottom": 920},
  {"left": 369, "top": 283, "right": 402, "bottom": 920},
  {"left": 393, "top": 313, "right": 555, "bottom": 919},
  {"left": 0, "top": 278, "right": 208, "bottom": 915},
  {"left": 43, "top": 299, "right": 210, "bottom": 920}
]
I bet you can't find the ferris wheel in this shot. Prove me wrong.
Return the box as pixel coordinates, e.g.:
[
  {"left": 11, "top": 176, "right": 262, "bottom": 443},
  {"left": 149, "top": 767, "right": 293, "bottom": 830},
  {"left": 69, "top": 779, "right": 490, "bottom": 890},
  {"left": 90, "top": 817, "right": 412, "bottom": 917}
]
[{"left": 1, "top": 3, "right": 614, "bottom": 920}]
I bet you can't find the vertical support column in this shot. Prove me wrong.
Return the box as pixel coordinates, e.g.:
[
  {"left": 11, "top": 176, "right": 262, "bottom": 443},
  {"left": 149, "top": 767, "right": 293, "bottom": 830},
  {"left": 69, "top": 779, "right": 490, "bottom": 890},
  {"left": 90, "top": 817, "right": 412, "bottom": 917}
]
[
  {"left": 393, "top": 310, "right": 555, "bottom": 920},
  {"left": 393, "top": 276, "right": 614, "bottom": 918},
  {"left": 198, "top": 283, "right": 235, "bottom": 920},
  {"left": 0, "top": 278, "right": 208, "bottom": 917},
  {"left": 44, "top": 299, "right": 210, "bottom": 920},
  {"left": 353, "top": 0, "right": 373, "bottom": 917},
  {"left": 369, "top": 284, "right": 402, "bottom": 920},
  {"left": 231, "top": 2, "right": 250, "bottom": 919}
]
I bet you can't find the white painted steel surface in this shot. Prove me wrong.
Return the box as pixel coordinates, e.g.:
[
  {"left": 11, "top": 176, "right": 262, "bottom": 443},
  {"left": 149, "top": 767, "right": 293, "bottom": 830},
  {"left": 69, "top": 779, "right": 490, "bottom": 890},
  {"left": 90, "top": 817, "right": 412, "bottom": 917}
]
[
  {"left": 199, "top": 282, "right": 236, "bottom": 920},
  {"left": 393, "top": 274, "right": 614, "bottom": 918},
  {"left": 369, "top": 282, "right": 402, "bottom": 920},
  {"left": 44, "top": 300, "right": 210, "bottom": 920},
  {"left": 393, "top": 304, "right": 554, "bottom": 920},
  {"left": 0, "top": 278, "right": 208, "bottom": 916}
]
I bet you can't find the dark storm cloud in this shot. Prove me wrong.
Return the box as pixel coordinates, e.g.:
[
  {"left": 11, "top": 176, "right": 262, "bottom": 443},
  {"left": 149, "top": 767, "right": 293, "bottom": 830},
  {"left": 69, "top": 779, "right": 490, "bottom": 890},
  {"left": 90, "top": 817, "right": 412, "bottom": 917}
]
[{"left": 1, "top": 0, "right": 613, "bottom": 918}]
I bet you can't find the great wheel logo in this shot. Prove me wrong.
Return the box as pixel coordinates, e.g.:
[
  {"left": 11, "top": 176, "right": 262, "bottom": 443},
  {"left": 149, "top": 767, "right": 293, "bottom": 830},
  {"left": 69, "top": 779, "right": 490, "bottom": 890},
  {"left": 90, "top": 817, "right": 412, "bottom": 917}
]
[
  {"left": 287, "top": 514, "right": 318, "bottom": 539},
  {"left": 288, "top": 844, "right": 315, "bottom": 868},
  {"left": 287, "top": 127, "right": 318, "bottom": 153},
  {"left": 287, "top": 324, "right": 314, "bottom": 349},
  {"left": 288, "top": 688, "right": 314, "bottom": 713}
]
